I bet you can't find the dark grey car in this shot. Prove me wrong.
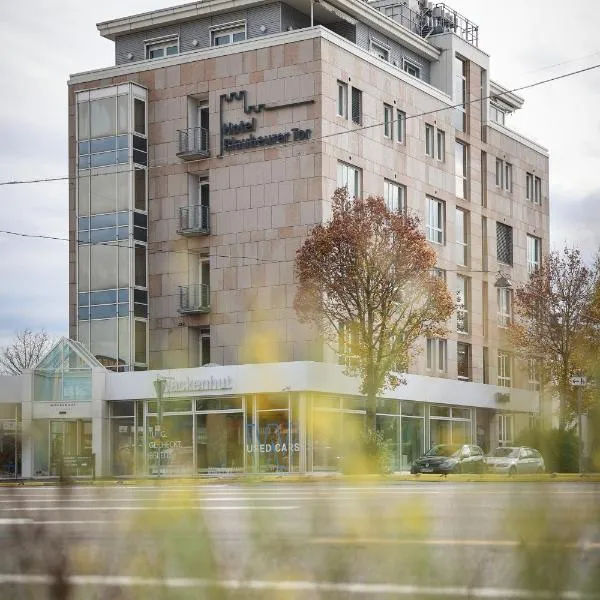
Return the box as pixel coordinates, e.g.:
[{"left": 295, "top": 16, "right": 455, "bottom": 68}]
[{"left": 411, "top": 444, "right": 485, "bottom": 474}]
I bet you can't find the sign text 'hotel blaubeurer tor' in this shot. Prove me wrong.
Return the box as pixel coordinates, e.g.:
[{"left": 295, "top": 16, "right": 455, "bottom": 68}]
[{"left": 219, "top": 90, "right": 314, "bottom": 154}]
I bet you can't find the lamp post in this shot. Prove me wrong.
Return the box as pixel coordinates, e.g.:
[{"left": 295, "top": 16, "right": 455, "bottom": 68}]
[{"left": 153, "top": 375, "right": 168, "bottom": 478}]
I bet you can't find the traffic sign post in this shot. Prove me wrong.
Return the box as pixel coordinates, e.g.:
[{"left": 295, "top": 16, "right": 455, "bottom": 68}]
[{"left": 570, "top": 376, "right": 587, "bottom": 474}]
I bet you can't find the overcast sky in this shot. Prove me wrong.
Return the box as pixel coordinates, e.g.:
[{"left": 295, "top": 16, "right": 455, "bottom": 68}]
[{"left": 1, "top": 0, "right": 599, "bottom": 348}]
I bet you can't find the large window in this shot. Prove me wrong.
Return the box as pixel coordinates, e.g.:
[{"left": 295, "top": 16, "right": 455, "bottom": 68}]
[
  {"left": 496, "top": 222, "right": 513, "bottom": 266},
  {"left": 527, "top": 235, "right": 542, "bottom": 274},
  {"left": 495, "top": 158, "right": 512, "bottom": 191},
  {"left": 497, "top": 351, "right": 512, "bottom": 387},
  {"left": 456, "top": 208, "right": 469, "bottom": 267},
  {"left": 337, "top": 81, "right": 348, "bottom": 118},
  {"left": 370, "top": 40, "right": 389, "bottom": 61},
  {"left": 384, "top": 180, "right": 406, "bottom": 213},
  {"left": 426, "top": 338, "right": 447, "bottom": 373},
  {"left": 211, "top": 24, "right": 246, "bottom": 46},
  {"left": 429, "top": 405, "right": 471, "bottom": 446},
  {"left": 456, "top": 275, "right": 469, "bottom": 334},
  {"left": 145, "top": 37, "right": 179, "bottom": 59},
  {"left": 455, "top": 140, "right": 468, "bottom": 199},
  {"left": 453, "top": 55, "right": 467, "bottom": 132},
  {"left": 427, "top": 197, "right": 445, "bottom": 244},
  {"left": 497, "top": 288, "right": 512, "bottom": 328},
  {"left": 498, "top": 414, "right": 514, "bottom": 447},
  {"left": 337, "top": 161, "right": 361, "bottom": 198}
]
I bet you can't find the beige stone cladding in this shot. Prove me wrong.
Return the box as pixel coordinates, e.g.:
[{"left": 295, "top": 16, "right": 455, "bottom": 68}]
[
  {"left": 318, "top": 38, "right": 549, "bottom": 390},
  {"left": 137, "top": 39, "right": 324, "bottom": 368}
]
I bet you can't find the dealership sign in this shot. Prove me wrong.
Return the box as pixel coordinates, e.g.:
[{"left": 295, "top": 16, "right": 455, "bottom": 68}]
[
  {"left": 164, "top": 375, "right": 233, "bottom": 394},
  {"left": 219, "top": 90, "right": 314, "bottom": 154}
]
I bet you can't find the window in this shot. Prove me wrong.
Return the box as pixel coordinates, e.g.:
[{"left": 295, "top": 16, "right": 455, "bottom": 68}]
[
  {"left": 425, "top": 124, "right": 435, "bottom": 157},
  {"left": 383, "top": 104, "right": 393, "bottom": 139},
  {"left": 427, "top": 197, "right": 445, "bottom": 244},
  {"left": 384, "top": 180, "right": 406, "bottom": 213},
  {"left": 454, "top": 55, "right": 467, "bottom": 132},
  {"left": 134, "top": 99, "right": 146, "bottom": 136},
  {"left": 337, "top": 161, "right": 362, "bottom": 198},
  {"left": 351, "top": 87, "right": 362, "bottom": 125},
  {"left": 481, "top": 151, "right": 487, "bottom": 207},
  {"left": 145, "top": 37, "right": 178, "bottom": 59},
  {"left": 456, "top": 275, "right": 469, "bottom": 334},
  {"left": 396, "top": 110, "right": 406, "bottom": 143},
  {"left": 455, "top": 141, "right": 468, "bottom": 199},
  {"left": 457, "top": 342, "right": 471, "bottom": 381},
  {"left": 497, "top": 288, "right": 512, "bottom": 328},
  {"left": 490, "top": 104, "right": 505, "bottom": 125},
  {"left": 211, "top": 24, "right": 246, "bottom": 46},
  {"left": 504, "top": 162, "right": 513, "bottom": 192},
  {"left": 498, "top": 414, "right": 514, "bottom": 446},
  {"left": 528, "top": 358, "right": 541, "bottom": 392},
  {"left": 337, "top": 81, "right": 348, "bottom": 118},
  {"left": 431, "top": 267, "right": 446, "bottom": 281},
  {"left": 497, "top": 351, "right": 512, "bottom": 387},
  {"left": 456, "top": 208, "right": 469, "bottom": 267},
  {"left": 526, "top": 172, "right": 534, "bottom": 201},
  {"left": 426, "top": 338, "right": 447, "bottom": 373},
  {"left": 483, "top": 347, "right": 489, "bottom": 384},
  {"left": 534, "top": 176, "right": 542, "bottom": 204},
  {"left": 200, "top": 328, "right": 211, "bottom": 366},
  {"left": 370, "top": 40, "right": 389, "bottom": 61},
  {"left": 495, "top": 158, "right": 503, "bottom": 188},
  {"left": 496, "top": 222, "right": 513, "bottom": 265},
  {"left": 436, "top": 129, "right": 445, "bottom": 161},
  {"left": 527, "top": 235, "right": 541, "bottom": 274},
  {"left": 403, "top": 58, "right": 421, "bottom": 78}
]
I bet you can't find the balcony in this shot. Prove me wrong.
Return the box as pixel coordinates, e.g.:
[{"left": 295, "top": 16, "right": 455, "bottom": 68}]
[
  {"left": 178, "top": 204, "right": 209, "bottom": 236},
  {"left": 176, "top": 127, "right": 209, "bottom": 160},
  {"left": 178, "top": 284, "right": 210, "bottom": 314}
]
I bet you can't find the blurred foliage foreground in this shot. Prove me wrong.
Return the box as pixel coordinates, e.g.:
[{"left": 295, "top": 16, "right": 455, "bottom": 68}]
[{"left": 2, "top": 478, "right": 599, "bottom": 600}]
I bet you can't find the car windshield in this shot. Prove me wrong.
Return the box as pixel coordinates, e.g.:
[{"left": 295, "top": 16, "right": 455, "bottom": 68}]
[
  {"left": 425, "top": 445, "right": 460, "bottom": 457},
  {"left": 491, "top": 447, "right": 519, "bottom": 458}
]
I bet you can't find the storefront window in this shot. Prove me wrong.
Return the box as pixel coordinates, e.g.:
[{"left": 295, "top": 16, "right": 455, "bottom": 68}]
[
  {"left": 196, "top": 412, "right": 244, "bottom": 474},
  {"left": 428, "top": 406, "right": 472, "bottom": 448},
  {"left": 0, "top": 404, "right": 21, "bottom": 478},
  {"left": 401, "top": 416, "right": 424, "bottom": 470},
  {"left": 147, "top": 414, "right": 194, "bottom": 476}
]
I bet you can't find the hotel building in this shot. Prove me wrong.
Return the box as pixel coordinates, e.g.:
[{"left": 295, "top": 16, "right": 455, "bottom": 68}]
[{"left": 0, "top": 0, "right": 549, "bottom": 477}]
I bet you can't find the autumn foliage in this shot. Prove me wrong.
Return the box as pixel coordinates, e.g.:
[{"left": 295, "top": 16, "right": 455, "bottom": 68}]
[{"left": 294, "top": 188, "right": 454, "bottom": 431}]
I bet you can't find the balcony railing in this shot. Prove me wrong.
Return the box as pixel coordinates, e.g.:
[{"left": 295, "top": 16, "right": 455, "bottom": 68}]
[
  {"left": 176, "top": 127, "right": 209, "bottom": 160},
  {"left": 178, "top": 284, "right": 210, "bottom": 314},
  {"left": 178, "top": 204, "right": 209, "bottom": 236}
]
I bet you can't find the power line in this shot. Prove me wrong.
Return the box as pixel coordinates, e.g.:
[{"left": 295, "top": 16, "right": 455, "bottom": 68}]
[
  {"left": 0, "top": 228, "right": 503, "bottom": 275},
  {"left": 1, "top": 61, "right": 599, "bottom": 187}
]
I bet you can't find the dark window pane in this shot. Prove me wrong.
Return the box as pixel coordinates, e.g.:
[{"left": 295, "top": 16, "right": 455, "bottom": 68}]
[
  {"left": 89, "top": 289, "right": 118, "bottom": 304},
  {"left": 402, "top": 401, "right": 424, "bottom": 416},
  {"left": 196, "top": 397, "right": 242, "bottom": 411},
  {"left": 430, "top": 406, "right": 450, "bottom": 418},
  {"left": 133, "top": 212, "right": 147, "bottom": 227},
  {"left": 134, "top": 226, "right": 147, "bottom": 242},
  {"left": 135, "top": 245, "right": 147, "bottom": 287},
  {"left": 132, "top": 149, "right": 147, "bottom": 165},
  {"left": 134, "top": 289, "right": 147, "bottom": 303},
  {"left": 134, "top": 169, "right": 146, "bottom": 211},
  {"left": 134, "top": 99, "right": 146, "bottom": 135},
  {"left": 90, "top": 304, "right": 118, "bottom": 319},
  {"left": 134, "top": 320, "right": 147, "bottom": 364},
  {"left": 133, "top": 135, "right": 147, "bottom": 151},
  {"left": 134, "top": 303, "right": 148, "bottom": 318},
  {"left": 111, "top": 401, "right": 134, "bottom": 417},
  {"left": 90, "top": 137, "right": 117, "bottom": 154}
]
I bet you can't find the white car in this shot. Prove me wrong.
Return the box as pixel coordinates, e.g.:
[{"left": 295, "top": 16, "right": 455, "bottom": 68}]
[{"left": 485, "top": 446, "right": 545, "bottom": 475}]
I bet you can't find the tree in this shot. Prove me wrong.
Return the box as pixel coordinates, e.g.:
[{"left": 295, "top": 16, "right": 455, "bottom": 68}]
[
  {"left": 509, "top": 247, "right": 600, "bottom": 429},
  {"left": 294, "top": 189, "right": 454, "bottom": 432},
  {"left": 0, "top": 329, "right": 53, "bottom": 375}
]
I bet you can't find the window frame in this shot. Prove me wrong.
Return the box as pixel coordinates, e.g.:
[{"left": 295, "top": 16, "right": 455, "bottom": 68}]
[
  {"left": 455, "top": 140, "right": 468, "bottom": 199},
  {"left": 527, "top": 235, "right": 542, "bottom": 274},
  {"left": 455, "top": 207, "right": 469, "bottom": 267},
  {"left": 534, "top": 176, "right": 542, "bottom": 204},
  {"left": 210, "top": 22, "right": 247, "bottom": 47},
  {"left": 351, "top": 87, "right": 362, "bottom": 125},
  {"left": 497, "top": 351, "right": 513, "bottom": 388},
  {"left": 526, "top": 172, "right": 534, "bottom": 201},
  {"left": 496, "top": 222, "right": 514, "bottom": 266},
  {"left": 383, "top": 180, "right": 406, "bottom": 213},
  {"left": 145, "top": 36, "right": 179, "bottom": 59},
  {"left": 337, "top": 81, "right": 348, "bottom": 119},
  {"left": 495, "top": 158, "right": 504, "bottom": 188},
  {"left": 427, "top": 196, "right": 445, "bottom": 245},
  {"left": 396, "top": 110, "right": 406, "bottom": 144},
  {"left": 498, "top": 413, "right": 514, "bottom": 446},
  {"left": 457, "top": 341, "right": 472, "bottom": 381},
  {"left": 436, "top": 129, "right": 445, "bottom": 161},
  {"left": 383, "top": 103, "right": 393, "bottom": 139},
  {"left": 370, "top": 39, "right": 390, "bottom": 61},
  {"left": 425, "top": 123, "right": 435, "bottom": 158},
  {"left": 504, "top": 162, "right": 513, "bottom": 192},
  {"left": 426, "top": 338, "right": 447, "bottom": 373},
  {"left": 337, "top": 161, "right": 362, "bottom": 199},
  {"left": 497, "top": 287, "right": 512, "bottom": 328},
  {"left": 403, "top": 58, "right": 421, "bottom": 78}
]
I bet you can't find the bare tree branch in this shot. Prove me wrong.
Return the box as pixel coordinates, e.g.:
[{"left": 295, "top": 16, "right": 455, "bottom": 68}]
[{"left": 0, "top": 330, "right": 54, "bottom": 375}]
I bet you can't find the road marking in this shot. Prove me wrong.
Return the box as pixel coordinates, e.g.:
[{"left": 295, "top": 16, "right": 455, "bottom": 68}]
[
  {"left": 310, "top": 538, "right": 600, "bottom": 550},
  {"left": 0, "top": 574, "right": 596, "bottom": 598},
  {"left": 0, "top": 518, "right": 34, "bottom": 525},
  {"left": 0, "top": 504, "right": 298, "bottom": 513}
]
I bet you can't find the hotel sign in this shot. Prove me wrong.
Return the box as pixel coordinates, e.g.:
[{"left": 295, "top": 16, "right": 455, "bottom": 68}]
[{"left": 219, "top": 90, "right": 314, "bottom": 154}]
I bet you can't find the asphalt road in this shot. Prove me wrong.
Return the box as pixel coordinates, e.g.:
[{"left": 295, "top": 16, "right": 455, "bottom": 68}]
[{"left": 0, "top": 481, "right": 599, "bottom": 599}]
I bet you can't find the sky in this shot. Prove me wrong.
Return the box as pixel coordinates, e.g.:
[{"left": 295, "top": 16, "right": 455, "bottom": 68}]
[{"left": 1, "top": 0, "right": 599, "bottom": 348}]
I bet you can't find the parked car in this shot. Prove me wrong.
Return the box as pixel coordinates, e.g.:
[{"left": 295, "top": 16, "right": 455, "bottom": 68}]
[
  {"left": 485, "top": 446, "right": 545, "bottom": 475},
  {"left": 410, "top": 444, "right": 485, "bottom": 475}
]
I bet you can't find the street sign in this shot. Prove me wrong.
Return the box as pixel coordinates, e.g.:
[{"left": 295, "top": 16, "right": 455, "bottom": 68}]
[{"left": 570, "top": 376, "right": 587, "bottom": 387}]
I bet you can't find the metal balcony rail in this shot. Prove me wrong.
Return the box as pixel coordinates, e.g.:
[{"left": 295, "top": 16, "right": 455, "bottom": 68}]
[
  {"left": 176, "top": 127, "right": 209, "bottom": 159},
  {"left": 178, "top": 204, "right": 209, "bottom": 235},
  {"left": 178, "top": 284, "right": 210, "bottom": 314}
]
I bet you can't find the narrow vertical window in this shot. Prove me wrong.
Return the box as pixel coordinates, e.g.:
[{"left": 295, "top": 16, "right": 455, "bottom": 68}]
[
  {"left": 337, "top": 81, "right": 348, "bottom": 118},
  {"left": 526, "top": 172, "right": 534, "bottom": 201},
  {"left": 436, "top": 129, "right": 445, "bottom": 161},
  {"left": 383, "top": 104, "right": 393, "bottom": 139},
  {"left": 527, "top": 235, "right": 541, "bottom": 274},
  {"left": 455, "top": 141, "right": 467, "bottom": 199},
  {"left": 425, "top": 124, "right": 434, "bottom": 157},
  {"left": 396, "top": 110, "right": 406, "bottom": 143},
  {"left": 427, "top": 197, "right": 445, "bottom": 244},
  {"left": 504, "top": 162, "right": 512, "bottom": 192},
  {"left": 456, "top": 275, "right": 469, "bottom": 334},
  {"left": 534, "top": 176, "right": 542, "bottom": 204},
  {"left": 351, "top": 88, "right": 362, "bottom": 125},
  {"left": 497, "top": 288, "right": 512, "bottom": 328},
  {"left": 456, "top": 208, "right": 469, "bottom": 267},
  {"left": 495, "top": 158, "right": 503, "bottom": 188},
  {"left": 384, "top": 180, "right": 406, "bottom": 213}
]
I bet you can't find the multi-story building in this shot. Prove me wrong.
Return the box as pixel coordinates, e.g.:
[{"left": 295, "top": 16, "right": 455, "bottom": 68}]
[{"left": 0, "top": 0, "right": 550, "bottom": 478}]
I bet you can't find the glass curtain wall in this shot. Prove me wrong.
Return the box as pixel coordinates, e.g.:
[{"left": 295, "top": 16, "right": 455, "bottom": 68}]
[
  {"left": 0, "top": 404, "right": 21, "bottom": 478},
  {"left": 429, "top": 406, "right": 472, "bottom": 447},
  {"left": 76, "top": 84, "right": 148, "bottom": 371}
]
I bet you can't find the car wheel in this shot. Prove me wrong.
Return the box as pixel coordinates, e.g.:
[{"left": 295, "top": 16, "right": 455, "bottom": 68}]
[{"left": 508, "top": 466, "right": 516, "bottom": 476}]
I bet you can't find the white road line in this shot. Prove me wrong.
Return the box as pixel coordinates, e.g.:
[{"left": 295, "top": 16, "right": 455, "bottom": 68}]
[
  {"left": 0, "top": 518, "right": 34, "bottom": 524},
  {"left": 0, "top": 574, "right": 596, "bottom": 598},
  {"left": 0, "top": 505, "right": 298, "bottom": 513}
]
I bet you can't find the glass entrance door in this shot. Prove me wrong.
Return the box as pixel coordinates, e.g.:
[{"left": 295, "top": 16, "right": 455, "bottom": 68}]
[
  {"left": 49, "top": 420, "right": 92, "bottom": 476},
  {"left": 196, "top": 412, "right": 244, "bottom": 474}
]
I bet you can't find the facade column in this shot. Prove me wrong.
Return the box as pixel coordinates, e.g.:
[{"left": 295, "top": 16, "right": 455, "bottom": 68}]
[{"left": 21, "top": 369, "right": 34, "bottom": 478}]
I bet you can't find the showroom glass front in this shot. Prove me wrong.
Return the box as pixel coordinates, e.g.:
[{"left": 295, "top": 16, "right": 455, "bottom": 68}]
[
  {"left": 428, "top": 405, "right": 472, "bottom": 446},
  {"left": 108, "top": 394, "right": 300, "bottom": 476},
  {"left": 0, "top": 404, "right": 21, "bottom": 478}
]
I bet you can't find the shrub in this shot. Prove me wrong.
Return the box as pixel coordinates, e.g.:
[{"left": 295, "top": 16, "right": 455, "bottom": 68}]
[
  {"left": 340, "top": 429, "right": 393, "bottom": 475},
  {"left": 515, "top": 426, "right": 580, "bottom": 473}
]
